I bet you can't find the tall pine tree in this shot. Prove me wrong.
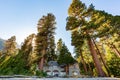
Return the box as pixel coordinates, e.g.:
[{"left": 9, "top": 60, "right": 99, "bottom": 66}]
[
  {"left": 66, "top": 0, "right": 106, "bottom": 76},
  {"left": 35, "top": 13, "right": 56, "bottom": 70}
]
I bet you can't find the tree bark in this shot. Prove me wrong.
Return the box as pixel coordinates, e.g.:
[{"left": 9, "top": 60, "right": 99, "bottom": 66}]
[
  {"left": 92, "top": 39, "right": 110, "bottom": 76},
  {"left": 111, "top": 44, "right": 120, "bottom": 57},
  {"left": 106, "top": 42, "right": 120, "bottom": 58},
  {"left": 65, "top": 65, "right": 69, "bottom": 75},
  {"left": 87, "top": 38, "right": 105, "bottom": 77},
  {"left": 88, "top": 63, "right": 93, "bottom": 76},
  {"left": 39, "top": 49, "right": 45, "bottom": 70},
  {"left": 80, "top": 52, "right": 88, "bottom": 74},
  {"left": 39, "top": 57, "right": 44, "bottom": 70}
]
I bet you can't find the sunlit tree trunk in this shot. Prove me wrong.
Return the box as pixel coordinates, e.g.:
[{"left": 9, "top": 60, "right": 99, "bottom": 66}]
[
  {"left": 39, "top": 49, "right": 45, "bottom": 70},
  {"left": 87, "top": 38, "right": 105, "bottom": 77},
  {"left": 36, "top": 13, "right": 56, "bottom": 70},
  {"left": 92, "top": 39, "right": 110, "bottom": 76},
  {"left": 39, "top": 57, "right": 44, "bottom": 70},
  {"left": 80, "top": 52, "right": 88, "bottom": 74},
  {"left": 106, "top": 42, "right": 120, "bottom": 57},
  {"left": 111, "top": 44, "right": 120, "bottom": 57}
]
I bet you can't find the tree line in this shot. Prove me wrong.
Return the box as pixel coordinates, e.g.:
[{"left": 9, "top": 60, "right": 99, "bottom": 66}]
[{"left": 0, "top": 13, "right": 75, "bottom": 77}]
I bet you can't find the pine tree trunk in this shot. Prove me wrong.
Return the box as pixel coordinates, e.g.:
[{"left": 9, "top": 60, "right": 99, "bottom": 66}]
[
  {"left": 88, "top": 63, "right": 93, "bottom": 76},
  {"left": 39, "top": 49, "right": 45, "bottom": 70},
  {"left": 92, "top": 39, "right": 110, "bottom": 76},
  {"left": 39, "top": 57, "right": 44, "bottom": 70},
  {"left": 87, "top": 38, "right": 105, "bottom": 77},
  {"left": 111, "top": 44, "right": 120, "bottom": 57},
  {"left": 106, "top": 42, "right": 120, "bottom": 57},
  {"left": 80, "top": 52, "right": 88, "bottom": 74},
  {"left": 65, "top": 65, "right": 69, "bottom": 75}
]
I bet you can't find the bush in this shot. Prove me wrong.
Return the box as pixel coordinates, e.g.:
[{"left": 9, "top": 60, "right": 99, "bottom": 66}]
[
  {"left": 36, "top": 70, "right": 47, "bottom": 77},
  {"left": 107, "top": 56, "right": 120, "bottom": 77}
]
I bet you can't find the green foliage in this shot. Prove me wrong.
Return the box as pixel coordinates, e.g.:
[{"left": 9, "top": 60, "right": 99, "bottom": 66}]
[
  {"left": 0, "top": 1, "right": 119, "bottom": 77},
  {"left": 68, "top": 0, "right": 86, "bottom": 16},
  {"left": 66, "top": 16, "right": 83, "bottom": 30},
  {"left": 107, "top": 53, "right": 120, "bottom": 77},
  {"left": 0, "top": 13, "right": 57, "bottom": 77},
  {"left": 66, "top": 0, "right": 120, "bottom": 77},
  {"left": 21, "top": 34, "right": 36, "bottom": 67},
  {"left": 71, "top": 31, "right": 85, "bottom": 47},
  {"left": 0, "top": 51, "right": 29, "bottom": 75},
  {"left": 36, "top": 70, "right": 47, "bottom": 77},
  {"left": 57, "top": 43, "right": 75, "bottom": 65},
  {"left": 35, "top": 13, "right": 56, "bottom": 61},
  {"left": 0, "top": 50, "right": 47, "bottom": 77},
  {"left": 74, "top": 41, "right": 95, "bottom": 76},
  {"left": 56, "top": 38, "right": 63, "bottom": 53},
  {"left": 4, "top": 36, "right": 17, "bottom": 56}
]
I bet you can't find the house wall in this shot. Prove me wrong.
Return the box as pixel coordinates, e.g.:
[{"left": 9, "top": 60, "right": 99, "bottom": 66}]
[
  {"left": 69, "top": 63, "right": 80, "bottom": 77},
  {"left": 43, "top": 66, "right": 66, "bottom": 77},
  {"left": 43, "top": 62, "right": 80, "bottom": 77}
]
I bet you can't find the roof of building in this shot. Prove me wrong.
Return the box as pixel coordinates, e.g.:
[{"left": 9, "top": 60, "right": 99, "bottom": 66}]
[{"left": 48, "top": 61, "right": 59, "bottom": 66}]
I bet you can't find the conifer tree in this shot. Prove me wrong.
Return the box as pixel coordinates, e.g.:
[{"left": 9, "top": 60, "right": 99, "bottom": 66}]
[
  {"left": 21, "top": 33, "right": 35, "bottom": 67},
  {"left": 4, "top": 36, "right": 17, "bottom": 56},
  {"left": 56, "top": 38, "right": 63, "bottom": 56},
  {"left": 57, "top": 40, "right": 75, "bottom": 75},
  {"left": 66, "top": 0, "right": 106, "bottom": 76},
  {"left": 35, "top": 13, "right": 56, "bottom": 70}
]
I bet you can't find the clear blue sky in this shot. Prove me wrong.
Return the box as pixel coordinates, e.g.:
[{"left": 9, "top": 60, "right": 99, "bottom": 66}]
[{"left": 0, "top": 0, "right": 120, "bottom": 53}]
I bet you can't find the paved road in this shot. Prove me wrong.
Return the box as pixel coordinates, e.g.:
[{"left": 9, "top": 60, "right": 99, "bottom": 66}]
[{"left": 0, "top": 78, "right": 120, "bottom": 80}]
